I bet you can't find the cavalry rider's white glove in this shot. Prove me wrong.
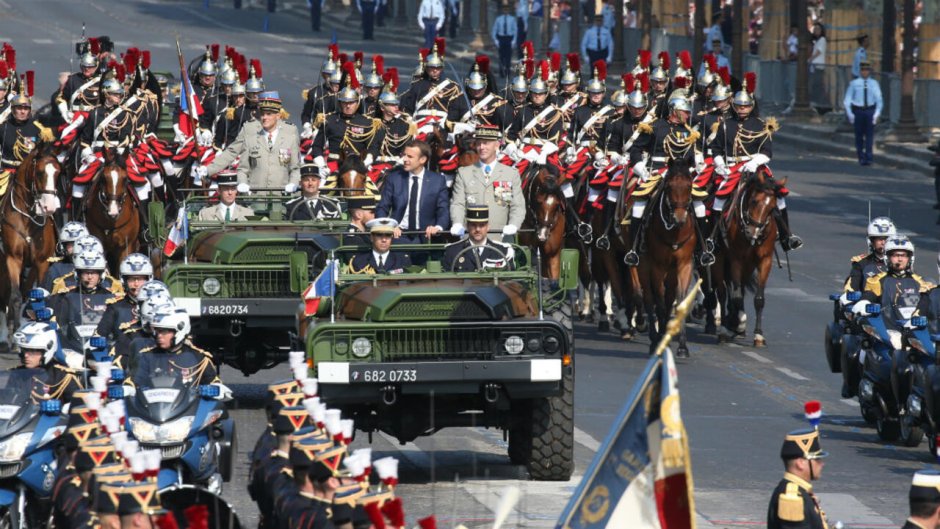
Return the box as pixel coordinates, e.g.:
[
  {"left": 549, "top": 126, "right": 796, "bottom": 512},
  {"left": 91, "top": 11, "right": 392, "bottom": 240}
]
[
  {"left": 80, "top": 147, "right": 96, "bottom": 165},
  {"left": 450, "top": 223, "right": 466, "bottom": 236},
  {"left": 197, "top": 128, "right": 214, "bottom": 147},
  {"left": 593, "top": 150, "right": 609, "bottom": 168},
  {"left": 609, "top": 152, "right": 624, "bottom": 166},
  {"left": 363, "top": 154, "right": 374, "bottom": 167},
  {"left": 632, "top": 162, "right": 650, "bottom": 181},
  {"left": 713, "top": 155, "right": 730, "bottom": 177},
  {"left": 57, "top": 102, "right": 72, "bottom": 123},
  {"left": 564, "top": 146, "right": 578, "bottom": 163},
  {"left": 541, "top": 142, "right": 559, "bottom": 156},
  {"left": 503, "top": 142, "right": 523, "bottom": 162},
  {"left": 236, "top": 182, "right": 251, "bottom": 194},
  {"left": 453, "top": 122, "right": 476, "bottom": 135},
  {"left": 313, "top": 156, "right": 327, "bottom": 168},
  {"left": 301, "top": 122, "right": 314, "bottom": 139},
  {"left": 743, "top": 153, "right": 770, "bottom": 173},
  {"left": 694, "top": 151, "right": 706, "bottom": 173},
  {"left": 192, "top": 165, "right": 208, "bottom": 185},
  {"left": 502, "top": 224, "right": 518, "bottom": 236},
  {"left": 318, "top": 164, "right": 330, "bottom": 178},
  {"left": 173, "top": 123, "right": 186, "bottom": 143},
  {"left": 284, "top": 182, "right": 299, "bottom": 193}
]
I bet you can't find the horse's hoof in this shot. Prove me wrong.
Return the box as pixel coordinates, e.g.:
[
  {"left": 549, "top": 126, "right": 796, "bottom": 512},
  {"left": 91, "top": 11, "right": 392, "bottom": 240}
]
[
  {"left": 754, "top": 335, "right": 766, "bottom": 347},
  {"left": 717, "top": 329, "right": 734, "bottom": 344},
  {"left": 676, "top": 347, "right": 690, "bottom": 359},
  {"left": 598, "top": 320, "right": 610, "bottom": 332},
  {"left": 635, "top": 320, "right": 648, "bottom": 333}
]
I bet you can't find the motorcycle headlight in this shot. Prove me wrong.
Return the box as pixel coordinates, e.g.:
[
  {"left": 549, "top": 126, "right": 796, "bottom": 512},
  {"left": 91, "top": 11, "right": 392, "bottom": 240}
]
[
  {"left": 129, "top": 416, "right": 195, "bottom": 444},
  {"left": 888, "top": 330, "right": 903, "bottom": 351},
  {"left": 0, "top": 433, "right": 33, "bottom": 462},
  {"left": 352, "top": 338, "right": 372, "bottom": 358},
  {"left": 200, "top": 410, "right": 224, "bottom": 430},
  {"left": 202, "top": 277, "right": 221, "bottom": 296}
]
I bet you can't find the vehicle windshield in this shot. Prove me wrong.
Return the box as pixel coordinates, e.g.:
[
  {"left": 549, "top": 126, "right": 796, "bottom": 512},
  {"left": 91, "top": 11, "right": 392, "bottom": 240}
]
[{"left": 0, "top": 369, "right": 49, "bottom": 407}]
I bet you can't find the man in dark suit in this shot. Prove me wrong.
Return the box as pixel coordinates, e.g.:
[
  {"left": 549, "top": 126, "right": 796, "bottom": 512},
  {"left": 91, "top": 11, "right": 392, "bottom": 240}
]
[
  {"left": 376, "top": 140, "right": 450, "bottom": 242},
  {"left": 285, "top": 164, "right": 342, "bottom": 221},
  {"left": 349, "top": 218, "right": 412, "bottom": 274},
  {"left": 443, "top": 206, "right": 514, "bottom": 272}
]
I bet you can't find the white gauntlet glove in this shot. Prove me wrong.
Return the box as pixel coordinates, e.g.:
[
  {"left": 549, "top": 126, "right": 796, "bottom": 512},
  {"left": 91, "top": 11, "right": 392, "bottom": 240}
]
[
  {"left": 192, "top": 165, "right": 207, "bottom": 185},
  {"left": 541, "top": 142, "right": 559, "bottom": 156},
  {"left": 503, "top": 143, "right": 523, "bottom": 162},
  {"left": 363, "top": 154, "right": 374, "bottom": 166},
  {"left": 450, "top": 223, "right": 465, "bottom": 236},
  {"left": 502, "top": 224, "right": 518, "bottom": 236},
  {"left": 173, "top": 123, "right": 186, "bottom": 143},
  {"left": 632, "top": 163, "right": 650, "bottom": 181},
  {"left": 713, "top": 155, "right": 730, "bottom": 177},
  {"left": 284, "top": 182, "right": 299, "bottom": 193},
  {"left": 318, "top": 165, "right": 330, "bottom": 178},
  {"left": 564, "top": 146, "right": 578, "bottom": 163},
  {"left": 313, "top": 156, "right": 326, "bottom": 168},
  {"left": 81, "top": 148, "right": 96, "bottom": 165},
  {"left": 743, "top": 153, "right": 769, "bottom": 173},
  {"left": 197, "top": 128, "right": 214, "bottom": 147},
  {"left": 301, "top": 122, "right": 314, "bottom": 139},
  {"left": 609, "top": 152, "right": 623, "bottom": 166},
  {"left": 453, "top": 122, "right": 476, "bottom": 135},
  {"left": 236, "top": 182, "right": 251, "bottom": 194}
]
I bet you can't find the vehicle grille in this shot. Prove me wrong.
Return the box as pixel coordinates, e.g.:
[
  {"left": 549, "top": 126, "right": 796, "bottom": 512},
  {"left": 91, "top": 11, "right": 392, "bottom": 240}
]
[
  {"left": 142, "top": 443, "right": 185, "bottom": 460},
  {"left": 233, "top": 246, "right": 296, "bottom": 263},
  {"left": 386, "top": 299, "right": 491, "bottom": 321},
  {"left": 173, "top": 269, "right": 293, "bottom": 297},
  {"left": 376, "top": 327, "right": 500, "bottom": 361},
  {"left": 0, "top": 462, "right": 20, "bottom": 478}
]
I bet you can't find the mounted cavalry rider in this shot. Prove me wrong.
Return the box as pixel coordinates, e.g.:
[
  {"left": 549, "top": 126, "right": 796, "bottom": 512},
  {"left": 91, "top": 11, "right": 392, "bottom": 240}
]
[
  {"left": 302, "top": 59, "right": 342, "bottom": 145},
  {"left": 301, "top": 45, "right": 340, "bottom": 126},
  {"left": 0, "top": 75, "right": 54, "bottom": 195},
  {"left": 448, "top": 56, "right": 510, "bottom": 135},
  {"left": 568, "top": 63, "right": 617, "bottom": 226},
  {"left": 58, "top": 39, "right": 102, "bottom": 124},
  {"left": 41, "top": 222, "right": 89, "bottom": 292},
  {"left": 710, "top": 72, "right": 801, "bottom": 252},
  {"left": 647, "top": 52, "right": 671, "bottom": 119},
  {"left": 200, "top": 49, "right": 236, "bottom": 137},
  {"left": 400, "top": 39, "right": 463, "bottom": 136},
  {"left": 95, "top": 253, "right": 153, "bottom": 343},
  {"left": 553, "top": 53, "right": 586, "bottom": 132},
  {"left": 854, "top": 235, "right": 933, "bottom": 332},
  {"left": 696, "top": 67, "right": 732, "bottom": 160},
  {"left": 624, "top": 87, "right": 710, "bottom": 267},
  {"left": 310, "top": 62, "right": 382, "bottom": 177},
  {"left": 369, "top": 69, "right": 416, "bottom": 182},
  {"left": 52, "top": 249, "right": 118, "bottom": 352},
  {"left": 507, "top": 57, "right": 532, "bottom": 122},
  {"left": 503, "top": 61, "right": 563, "bottom": 178},
  {"left": 215, "top": 74, "right": 250, "bottom": 150},
  {"left": 361, "top": 56, "right": 386, "bottom": 118},
  {"left": 172, "top": 46, "right": 218, "bottom": 141},
  {"left": 844, "top": 216, "right": 896, "bottom": 293}
]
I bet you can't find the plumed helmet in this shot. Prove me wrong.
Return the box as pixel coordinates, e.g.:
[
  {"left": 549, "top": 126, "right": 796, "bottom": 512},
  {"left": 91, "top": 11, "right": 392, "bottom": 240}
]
[
  {"left": 198, "top": 47, "right": 217, "bottom": 76},
  {"left": 119, "top": 253, "right": 154, "bottom": 280},
  {"left": 379, "top": 67, "right": 400, "bottom": 105},
  {"left": 337, "top": 61, "right": 361, "bottom": 103},
  {"left": 610, "top": 90, "right": 627, "bottom": 108},
  {"left": 650, "top": 52, "right": 669, "bottom": 83},
  {"left": 733, "top": 72, "right": 757, "bottom": 107},
  {"left": 667, "top": 90, "right": 691, "bottom": 113},
  {"left": 584, "top": 62, "right": 606, "bottom": 94},
  {"left": 867, "top": 216, "right": 897, "bottom": 239},
  {"left": 246, "top": 67, "right": 265, "bottom": 94},
  {"left": 73, "top": 249, "right": 107, "bottom": 272},
  {"left": 101, "top": 76, "right": 124, "bottom": 96},
  {"left": 323, "top": 58, "right": 338, "bottom": 76},
  {"left": 13, "top": 321, "right": 58, "bottom": 365},
  {"left": 425, "top": 40, "right": 445, "bottom": 69},
  {"left": 337, "top": 85, "right": 359, "bottom": 103},
  {"left": 528, "top": 76, "right": 548, "bottom": 94},
  {"left": 72, "top": 235, "right": 104, "bottom": 257},
  {"left": 80, "top": 51, "right": 98, "bottom": 69},
  {"left": 510, "top": 65, "right": 529, "bottom": 94},
  {"left": 59, "top": 222, "right": 89, "bottom": 244},
  {"left": 711, "top": 82, "right": 733, "bottom": 102},
  {"left": 231, "top": 81, "right": 247, "bottom": 96},
  {"left": 151, "top": 306, "right": 191, "bottom": 346},
  {"left": 363, "top": 71, "right": 384, "bottom": 89},
  {"left": 219, "top": 62, "right": 238, "bottom": 86},
  {"left": 465, "top": 63, "right": 487, "bottom": 91}
]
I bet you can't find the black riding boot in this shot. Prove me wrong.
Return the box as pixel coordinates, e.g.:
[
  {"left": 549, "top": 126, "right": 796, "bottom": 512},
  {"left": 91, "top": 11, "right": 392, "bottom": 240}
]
[
  {"left": 776, "top": 208, "right": 803, "bottom": 251},
  {"left": 595, "top": 201, "right": 615, "bottom": 250},
  {"left": 566, "top": 197, "right": 593, "bottom": 242},
  {"left": 696, "top": 216, "right": 716, "bottom": 266},
  {"left": 623, "top": 218, "right": 641, "bottom": 266},
  {"left": 69, "top": 197, "right": 83, "bottom": 223}
]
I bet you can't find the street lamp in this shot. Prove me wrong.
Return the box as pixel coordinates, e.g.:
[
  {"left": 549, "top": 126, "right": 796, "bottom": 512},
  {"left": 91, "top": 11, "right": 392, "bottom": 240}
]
[{"left": 886, "top": 0, "right": 925, "bottom": 142}]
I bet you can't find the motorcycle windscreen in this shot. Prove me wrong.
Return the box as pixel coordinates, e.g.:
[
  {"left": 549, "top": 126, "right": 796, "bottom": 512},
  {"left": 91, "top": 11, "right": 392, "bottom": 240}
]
[
  {"left": 159, "top": 485, "right": 242, "bottom": 529},
  {"left": 0, "top": 369, "right": 48, "bottom": 439},
  {"left": 129, "top": 351, "right": 203, "bottom": 424}
]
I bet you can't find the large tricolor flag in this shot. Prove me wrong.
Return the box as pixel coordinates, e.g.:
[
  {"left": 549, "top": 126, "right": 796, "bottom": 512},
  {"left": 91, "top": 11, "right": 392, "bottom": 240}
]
[
  {"left": 556, "top": 347, "right": 695, "bottom": 529},
  {"left": 303, "top": 259, "right": 338, "bottom": 316},
  {"left": 178, "top": 65, "right": 204, "bottom": 138},
  {"left": 162, "top": 207, "right": 189, "bottom": 257}
]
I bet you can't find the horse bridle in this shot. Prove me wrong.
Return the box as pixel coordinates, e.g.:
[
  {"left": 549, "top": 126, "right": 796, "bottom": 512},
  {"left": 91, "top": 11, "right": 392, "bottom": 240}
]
[
  {"left": 658, "top": 178, "right": 691, "bottom": 232},
  {"left": 524, "top": 167, "right": 565, "bottom": 234},
  {"left": 738, "top": 179, "right": 773, "bottom": 245},
  {"left": 5, "top": 154, "right": 58, "bottom": 228},
  {"left": 95, "top": 169, "right": 129, "bottom": 212}
]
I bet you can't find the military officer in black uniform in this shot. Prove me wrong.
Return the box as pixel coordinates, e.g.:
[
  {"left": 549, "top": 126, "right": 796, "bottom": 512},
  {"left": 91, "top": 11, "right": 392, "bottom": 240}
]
[
  {"left": 279, "top": 436, "right": 342, "bottom": 529},
  {"left": 400, "top": 42, "right": 463, "bottom": 126},
  {"left": 906, "top": 470, "right": 940, "bottom": 529},
  {"left": 767, "top": 428, "right": 829, "bottom": 529},
  {"left": 447, "top": 57, "right": 510, "bottom": 134},
  {"left": 0, "top": 86, "right": 52, "bottom": 175},
  {"left": 361, "top": 57, "right": 385, "bottom": 117},
  {"left": 349, "top": 218, "right": 412, "bottom": 274},
  {"left": 51, "top": 249, "right": 117, "bottom": 352},
  {"left": 252, "top": 406, "right": 312, "bottom": 529},
  {"left": 173, "top": 47, "right": 218, "bottom": 138},
  {"left": 58, "top": 43, "right": 101, "bottom": 122},
  {"left": 285, "top": 164, "right": 342, "bottom": 221},
  {"left": 95, "top": 253, "right": 152, "bottom": 343},
  {"left": 215, "top": 80, "right": 250, "bottom": 149},
  {"left": 301, "top": 51, "right": 339, "bottom": 125},
  {"left": 133, "top": 305, "right": 219, "bottom": 387},
  {"left": 443, "top": 206, "right": 514, "bottom": 272},
  {"left": 311, "top": 73, "right": 382, "bottom": 177}
]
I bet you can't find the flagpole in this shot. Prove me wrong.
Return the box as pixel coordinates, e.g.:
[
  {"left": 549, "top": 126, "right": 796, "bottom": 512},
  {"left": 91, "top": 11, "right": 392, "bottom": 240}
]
[{"left": 652, "top": 278, "right": 703, "bottom": 357}]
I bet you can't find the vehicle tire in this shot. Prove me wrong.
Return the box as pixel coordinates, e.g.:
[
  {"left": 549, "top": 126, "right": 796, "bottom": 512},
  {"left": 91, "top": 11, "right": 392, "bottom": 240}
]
[
  {"left": 860, "top": 403, "right": 877, "bottom": 425},
  {"left": 876, "top": 416, "right": 901, "bottom": 442},
  {"left": 547, "top": 300, "right": 575, "bottom": 348},
  {"left": 507, "top": 405, "right": 531, "bottom": 465},
  {"left": 524, "top": 372, "right": 574, "bottom": 481},
  {"left": 900, "top": 414, "right": 924, "bottom": 447}
]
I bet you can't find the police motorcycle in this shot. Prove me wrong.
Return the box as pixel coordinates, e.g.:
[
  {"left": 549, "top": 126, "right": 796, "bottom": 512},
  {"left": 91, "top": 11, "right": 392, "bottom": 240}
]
[
  {"left": 116, "top": 350, "right": 235, "bottom": 493},
  {"left": 889, "top": 315, "right": 940, "bottom": 451},
  {"left": 0, "top": 368, "right": 66, "bottom": 529}
]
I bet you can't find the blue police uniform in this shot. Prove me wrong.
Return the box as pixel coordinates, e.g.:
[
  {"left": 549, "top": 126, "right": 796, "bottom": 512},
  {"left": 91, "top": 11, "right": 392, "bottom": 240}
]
[
  {"left": 357, "top": 0, "right": 380, "bottom": 40},
  {"left": 492, "top": 13, "right": 518, "bottom": 77},
  {"left": 843, "top": 74, "right": 883, "bottom": 166},
  {"left": 580, "top": 25, "right": 613, "bottom": 65}
]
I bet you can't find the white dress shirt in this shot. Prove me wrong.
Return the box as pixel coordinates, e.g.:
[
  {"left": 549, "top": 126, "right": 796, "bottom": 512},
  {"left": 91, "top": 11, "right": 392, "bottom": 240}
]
[
  {"left": 843, "top": 76, "right": 883, "bottom": 121},
  {"left": 373, "top": 250, "right": 390, "bottom": 267},
  {"left": 492, "top": 14, "right": 518, "bottom": 47},
  {"left": 418, "top": 0, "right": 445, "bottom": 29},
  {"left": 580, "top": 26, "right": 614, "bottom": 62}
]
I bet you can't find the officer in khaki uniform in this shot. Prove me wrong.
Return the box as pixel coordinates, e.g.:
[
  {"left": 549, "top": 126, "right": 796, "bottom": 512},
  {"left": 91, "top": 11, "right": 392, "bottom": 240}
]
[
  {"left": 768, "top": 428, "right": 829, "bottom": 529},
  {"left": 205, "top": 91, "right": 301, "bottom": 190},
  {"left": 197, "top": 171, "right": 254, "bottom": 222},
  {"left": 449, "top": 125, "right": 524, "bottom": 241}
]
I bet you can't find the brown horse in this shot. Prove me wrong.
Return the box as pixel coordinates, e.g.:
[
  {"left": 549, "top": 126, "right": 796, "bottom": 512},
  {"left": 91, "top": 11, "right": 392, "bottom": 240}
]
[
  {"left": 634, "top": 158, "right": 697, "bottom": 357},
  {"left": 712, "top": 168, "right": 781, "bottom": 347},
  {"left": 84, "top": 150, "right": 140, "bottom": 275},
  {"left": 519, "top": 164, "right": 567, "bottom": 280},
  {"left": 455, "top": 132, "right": 479, "bottom": 168},
  {"left": 0, "top": 143, "right": 62, "bottom": 342},
  {"left": 324, "top": 152, "right": 380, "bottom": 201}
]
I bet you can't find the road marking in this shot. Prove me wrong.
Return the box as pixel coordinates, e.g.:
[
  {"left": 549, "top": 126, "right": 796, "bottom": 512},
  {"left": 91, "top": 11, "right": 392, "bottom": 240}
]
[
  {"left": 696, "top": 488, "right": 894, "bottom": 527},
  {"left": 573, "top": 427, "right": 601, "bottom": 451},
  {"left": 774, "top": 367, "right": 809, "bottom": 381},
  {"left": 32, "top": 38, "right": 54, "bottom": 44},
  {"left": 741, "top": 350, "right": 772, "bottom": 363},
  {"left": 765, "top": 287, "right": 816, "bottom": 302},
  {"left": 150, "top": 42, "right": 172, "bottom": 49},
  {"left": 265, "top": 46, "right": 288, "bottom": 53}
]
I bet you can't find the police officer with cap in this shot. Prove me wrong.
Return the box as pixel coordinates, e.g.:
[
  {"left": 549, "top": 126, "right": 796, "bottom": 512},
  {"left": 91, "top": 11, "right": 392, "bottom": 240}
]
[
  {"left": 767, "top": 428, "right": 829, "bottom": 529},
  {"left": 95, "top": 253, "right": 153, "bottom": 342},
  {"left": 285, "top": 164, "right": 342, "bottom": 221},
  {"left": 443, "top": 205, "right": 514, "bottom": 272},
  {"left": 907, "top": 470, "right": 940, "bottom": 528},
  {"left": 349, "top": 218, "right": 412, "bottom": 274}
]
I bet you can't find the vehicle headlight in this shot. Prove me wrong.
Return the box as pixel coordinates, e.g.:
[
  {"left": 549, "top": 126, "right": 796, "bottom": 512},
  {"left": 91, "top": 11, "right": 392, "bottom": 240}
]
[
  {"left": 504, "top": 335, "right": 524, "bottom": 355},
  {"left": 0, "top": 433, "right": 33, "bottom": 462},
  {"left": 543, "top": 335, "right": 561, "bottom": 354},
  {"left": 352, "top": 338, "right": 372, "bottom": 358},
  {"left": 335, "top": 341, "right": 349, "bottom": 355},
  {"left": 200, "top": 410, "right": 224, "bottom": 430},
  {"left": 129, "top": 416, "right": 195, "bottom": 444},
  {"left": 38, "top": 425, "right": 66, "bottom": 448},
  {"left": 202, "top": 277, "right": 221, "bottom": 296},
  {"left": 527, "top": 337, "right": 541, "bottom": 352}
]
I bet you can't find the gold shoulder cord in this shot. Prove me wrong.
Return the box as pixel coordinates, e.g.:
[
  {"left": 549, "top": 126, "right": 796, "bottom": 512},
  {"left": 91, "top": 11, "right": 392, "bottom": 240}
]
[
  {"left": 664, "top": 124, "right": 700, "bottom": 160},
  {"left": 340, "top": 120, "right": 380, "bottom": 156},
  {"left": 732, "top": 117, "right": 778, "bottom": 157}
]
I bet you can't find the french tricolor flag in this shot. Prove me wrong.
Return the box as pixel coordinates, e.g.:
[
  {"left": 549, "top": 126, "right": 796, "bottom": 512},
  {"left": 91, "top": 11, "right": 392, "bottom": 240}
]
[
  {"left": 162, "top": 207, "right": 188, "bottom": 257},
  {"left": 303, "top": 259, "right": 338, "bottom": 316},
  {"left": 178, "top": 67, "right": 204, "bottom": 138}
]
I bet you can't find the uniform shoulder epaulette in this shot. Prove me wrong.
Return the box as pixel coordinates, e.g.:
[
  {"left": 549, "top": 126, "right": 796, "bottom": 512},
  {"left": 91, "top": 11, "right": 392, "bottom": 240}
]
[
  {"left": 301, "top": 88, "right": 310, "bottom": 100},
  {"left": 313, "top": 113, "right": 326, "bottom": 128},
  {"left": 68, "top": 475, "right": 83, "bottom": 488},
  {"left": 47, "top": 256, "right": 62, "bottom": 263},
  {"left": 913, "top": 274, "right": 936, "bottom": 292},
  {"left": 850, "top": 253, "right": 869, "bottom": 263},
  {"left": 225, "top": 107, "right": 236, "bottom": 121},
  {"left": 777, "top": 482, "right": 805, "bottom": 522},
  {"left": 765, "top": 116, "right": 780, "bottom": 134},
  {"left": 371, "top": 118, "right": 382, "bottom": 130},
  {"left": 185, "top": 340, "right": 214, "bottom": 358},
  {"left": 106, "top": 294, "right": 125, "bottom": 304},
  {"left": 139, "top": 345, "right": 156, "bottom": 354},
  {"left": 864, "top": 272, "right": 886, "bottom": 296},
  {"left": 637, "top": 122, "right": 654, "bottom": 134},
  {"left": 710, "top": 120, "right": 720, "bottom": 135}
]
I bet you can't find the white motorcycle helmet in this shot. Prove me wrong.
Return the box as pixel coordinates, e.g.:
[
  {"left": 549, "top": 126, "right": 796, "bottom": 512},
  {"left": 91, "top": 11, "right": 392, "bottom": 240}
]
[
  {"left": 119, "top": 253, "right": 154, "bottom": 280},
  {"left": 137, "top": 280, "right": 171, "bottom": 307},
  {"left": 72, "top": 235, "right": 104, "bottom": 257},
  {"left": 885, "top": 235, "right": 915, "bottom": 270},
  {"left": 73, "top": 250, "right": 108, "bottom": 272},
  {"left": 140, "top": 293, "right": 175, "bottom": 332},
  {"left": 58, "top": 222, "right": 89, "bottom": 254},
  {"left": 151, "top": 305, "right": 191, "bottom": 347},
  {"left": 867, "top": 216, "right": 897, "bottom": 239},
  {"left": 13, "top": 321, "right": 58, "bottom": 365}
]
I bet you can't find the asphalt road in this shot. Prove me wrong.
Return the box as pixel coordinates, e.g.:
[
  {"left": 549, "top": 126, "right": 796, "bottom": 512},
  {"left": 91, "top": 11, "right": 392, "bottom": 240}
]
[{"left": 5, "top": 1, "right": 940, "bottom": 527}]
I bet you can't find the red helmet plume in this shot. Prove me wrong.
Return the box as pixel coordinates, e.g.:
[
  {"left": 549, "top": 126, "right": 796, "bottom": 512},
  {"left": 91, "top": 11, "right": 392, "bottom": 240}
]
[
  {"left": 638, "top": 49, "right": 651, "bottom": 69},
  {"left": 539, "top": 59, "right": 550, "bottom": 81},
  {"left": 418, "top": 48, "right": 429, "bottom": 61},
  {"left": 338, "top": 53, "right": 349, "bottom": 65},
  {"left": 342, "top": 61, "right": 360, "bottom": 89},
  {"left": 236, "top": 58, "right": 249, "bottom": 83},
  {"left": 24, "top": 70, "right": 33, "bottom": 97},
  {"left": 638, "top": 72, "right": 649, "bottom": 92},
  {"left": 250, "top": 58, "right": 262, "bottom": 78},
  {"left": 88, "top": 38, "right": 100, "bottom": 55},
  {"left": 475, "top": 54, "right": 490, "bottom": 74},
  {"left": 225, "top": 45, "right": 236, "bottom": 61},
  {"left": 718, "top": 66, "right": 730, "bottom": 86},
  {"left": 383, "top": 67, "right": 399, "bottom": 92},
  {"left": 123, "top": 52, "right": 136, "bottom": 77},
  {"left": 657, "top": 51, "right": 670, "bottom": 71},
  {"left": 141, "top": 50, "right": 151, "bottom": 69},
  {"left": 703, "top": 53, "right": 717, "bottom": 73},
  {"left": 523, "top": 58, "right": 534, "bottom": 78},
  {"left": 677, "top": 50, "right": 692, "bottom": 70},
  {"left": 622, "top": 73, "right": 634, "bottom": 90},
  {"left": 434, "top": 37, "right": 446, "bottom": 56},
  {"left": 593, "top": 60, "right": 606, "bottom": 81},
  {"left": 549, "top": 52, "right": 561, "bottom": 72},
  {"left": 210, "top": 43, "right": 220, "bottom": 62},
  {"left": 566, "top": 53, "right": 580, "bottom": 73},
  {"left": 372, "top": 55, "right": 384, "bottom": 76},
  {"left": 521, "top": 41, "right": 534, "bottom": 60},
  {"left": 417, "top": 516, "right": 437, "bottom": 529},
  {"left": 0, "top": 61, "right": 8, "bottom": 80},
  {"left": 673, "top": 76, "right": 689, "bottom": 89},
  {"left": 354, "top": 51, "right": 364, "bottom": 66},
  {"left": 328, "top": 44, "right": 339, "bottom": 62},
  {"left": 744, "top": 71, "right": 756, "bottom": 93},
  {"left": 114, "top": 64, "right": 126, "bottom": 83}
]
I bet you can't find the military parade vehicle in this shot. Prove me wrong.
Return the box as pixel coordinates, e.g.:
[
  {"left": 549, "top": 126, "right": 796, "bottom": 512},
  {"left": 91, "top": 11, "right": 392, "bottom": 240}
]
[
  {"left": 150, "top": 193, "right": 345, "bottom": 375},
  {"left": 300, "top": 241, "right": 579, "bottom": 480}
]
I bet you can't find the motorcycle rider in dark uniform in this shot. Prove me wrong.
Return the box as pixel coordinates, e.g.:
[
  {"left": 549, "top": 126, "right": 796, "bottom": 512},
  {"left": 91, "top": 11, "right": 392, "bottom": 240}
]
[
  {"left": 443, "top": 206, "right": 514, "bottom": 272},
  {"left": 95, "top": 253, "right": 152, "bottom": 343},
  {"left": 48, "top": 235, "right": 123, "bottom": 297},
  {"left": 855, "top": 236, "right": 933, "bottom": 333},
  {"left": 51, "top": 249, "right": 117, "bottom": 353},
  {"left": 41, "top": 222, "right": 89, "bottom": 292},
  {"left": 12, "top": 321, "right": 84, "bottom": 403},
  {"left": 767, "top": 428, "right": 830, "bottom": 529},
  {"left": 843, "top": 217, "right": 896, "bottom": 293},
  {"left": 131, "top": 305, "right": 220, "bottom": 387}
]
